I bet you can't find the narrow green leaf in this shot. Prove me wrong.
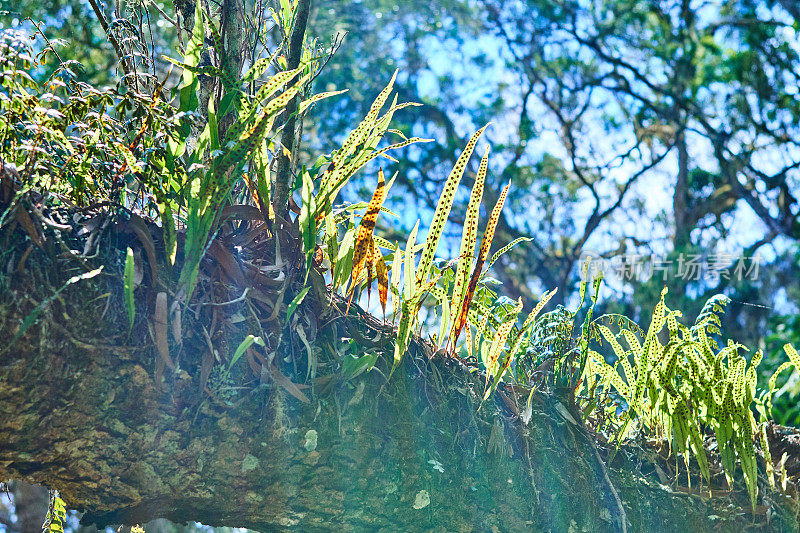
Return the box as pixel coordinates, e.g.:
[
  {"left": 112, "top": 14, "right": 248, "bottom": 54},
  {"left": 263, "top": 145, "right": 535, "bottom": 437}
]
[
  {"left": 287, "top": 287, "right": 310, "bottom": 323},
  {"left": 176, "top": 1, "right": 204, "bottom": 114},
  {"left": 404, "top": 220, "right": 420, "bottom": 300},
  {"left": 298, "top": 89, "right": 348, "bottom": 115},
  {"left": 299, "top": 171, "right": 316, "bottom": 254},
  {"left": 343, "top": 351, "right": 379, "bottom": 380},
  {"left": 124, "top": 247, "right": 135, "bottom": 330},
  {"left": 487, "top": 237, "right": 532, "bottom": 270},
  {"left": 230, "top": 335, "right": 266, "bottom": 370}
]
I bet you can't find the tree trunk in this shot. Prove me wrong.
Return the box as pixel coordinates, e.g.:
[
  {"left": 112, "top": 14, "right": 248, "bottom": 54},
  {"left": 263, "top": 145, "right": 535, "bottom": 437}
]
[
  {"left": 672, "top": 127, "right": 691, "bottom": 251},
  {"left": 0, "top": 197, "right": 798, "bottom": 532},
  {"left": 273, "top": 0, "right": 312, "bottom": 220}
]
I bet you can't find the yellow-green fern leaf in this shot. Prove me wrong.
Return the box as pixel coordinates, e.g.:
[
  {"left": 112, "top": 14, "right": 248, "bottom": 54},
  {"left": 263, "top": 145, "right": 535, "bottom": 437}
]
[
  {"left": 318, "top": 137, "right": 431, "bottom": 216},
  {"left": 634, "top": 288, "right": 667, "bottom": 403},
  {"left": 404, "top": 220, "right": 420, "bottom": 300},
  {"left": 738, "top": 435, "right": 759, "bottom": 512},
  {"left": 476, "top": 310, "right": 492, "bottom": 354},
  {"left": 688, "top": 422, "right": 710, "bottom": 482},
  {"left": 450, "top": 145, "right": 489, "bottom": 336},
  {"left": 332, "top": 70, "right": 398, "bottom": 169},
  {"left": 620, "top": 329, "right": 643, "bottom": 371},
  {"left": 599, "top": 325, "right": 635, "bottom": 387},
  {"left": 483, "top": 297, "right": 523, "bottom": 397},
  {"left": 505, "top": 288, "right": 558, "bottom": 358},
  {"left": 487, "top": 237, "right": 532, "bottom": 271},
  {"left": 784, "top": 343, "right": 800, "bottom": 368},
  {"left": 248, "top": 67, "right": 303, "bottom": 113},
  {"left": 485, "top": 295, "right": 559, "bottom": 391},
  {"left": 732, "top": 355, "right": 747, "bottom": 408},
  {"left": 591, "top": 351, "right": 630, "bottom": 397},
  {"left": 393, "top": 301, "right": 413, "bottom": 375},
  {"left": 716, "top": 420, "right": 736, "bottom": 487},
  {"left": 390, "top": 243, "right": 403, "bottom": 318},
  {"left": 438, "top": 290, "right": 451, "bottom": 346},
  {"left": 761, "top": 423, "right": 775, "bottom": 489},
  {"left": 298, "top": 89, "right": 349, "bottom": 115},
  {"left": 418, "top": 125, "right": 489, "bottom": 286}
]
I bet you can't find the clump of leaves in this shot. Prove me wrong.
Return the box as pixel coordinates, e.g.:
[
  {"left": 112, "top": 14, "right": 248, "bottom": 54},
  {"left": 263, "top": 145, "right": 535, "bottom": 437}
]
[
  {"left": 469, "top": 261, "right": 800, "bottom": 511},
  {"left": 580, "top": 287, "right": 799, "bottom": 510},
  {"left": 509, "top": 261, "right": 600, "bottom": 391},
  {"left": 0, "top": 32, "right": 175, "bottom": 204},
  {"left": 43, "top": 491, "right": 66, "bottom": 533},
  {"left": 320, "top": 122, "right": 528, "bottom": 377}
]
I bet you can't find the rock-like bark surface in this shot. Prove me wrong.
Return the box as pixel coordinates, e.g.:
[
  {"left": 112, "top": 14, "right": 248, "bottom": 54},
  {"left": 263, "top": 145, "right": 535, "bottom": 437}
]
[{"left": 0, "top": 193, "right": 798, "bottom": 531}]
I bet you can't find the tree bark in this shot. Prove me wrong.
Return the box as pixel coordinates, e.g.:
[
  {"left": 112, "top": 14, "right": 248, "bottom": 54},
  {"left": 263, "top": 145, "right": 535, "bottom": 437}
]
[
  {"left": 0, "top": 199, "right": 798, "bottom": 531},
  {"left": 673, "top": 127, "right": 691, "bottom": 250}
]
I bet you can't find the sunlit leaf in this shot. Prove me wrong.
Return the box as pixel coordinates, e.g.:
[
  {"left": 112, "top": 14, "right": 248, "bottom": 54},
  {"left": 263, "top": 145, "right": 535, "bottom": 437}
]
[{"left": 124, "top": 247, "right": 135, "bottom": 330}]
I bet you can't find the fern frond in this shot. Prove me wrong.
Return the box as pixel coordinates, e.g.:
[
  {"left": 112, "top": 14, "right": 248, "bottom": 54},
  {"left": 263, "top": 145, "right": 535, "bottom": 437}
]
[
  {"left": 483, "top": 297, "right": 523, "bottom": 396},
  {"left": 417, "top": 125, "right": 488, "bottom": 286},
  {"left": 373, "top": 239, "right": 389, "bottom": 318},
  {"left": 404, "top": 220, "right": 420, "bottom": 301},
  {"left": 451, "top": 182, "right": 510, "bottom": 348},
  {"left": 487, "top": 237, "right": 531, "bottom": 270},
  {"left": 450, "top": 145, "right": 489, "bottom": 341},
  {"left": 332, "top": 70, "right": 398, "bottom": 168},
  {"left": 348, "top": 169, "right": 388, "bottom": 307},
  {"left": 598, "top": 325, "right": 636, "bottom": 387}
]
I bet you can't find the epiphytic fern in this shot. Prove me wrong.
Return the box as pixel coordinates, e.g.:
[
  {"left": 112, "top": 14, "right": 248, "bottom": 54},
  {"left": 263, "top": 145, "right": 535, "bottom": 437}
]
[
  {"left": 313, "top": 73, "right": 431, "bottom": 222},
  {"left": 390, "top": 130, "right": 523, "bottom": 375},
  {"left": 580, "top": 287, "right": 799, "bottom": 511},
  {"left": 449, "top": 145, "right": 489, "bottom": 344},
  {"left": 417, "top": 125, "right": 488, "bottom": 287},
  {"left": 451, "top": 182, "right": 510, "bottom": 348}
]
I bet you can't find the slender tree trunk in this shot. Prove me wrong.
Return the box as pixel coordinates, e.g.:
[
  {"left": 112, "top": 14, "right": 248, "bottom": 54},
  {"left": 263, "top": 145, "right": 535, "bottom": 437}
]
[
  {"left": 273, "top": 0, "right": 312, "bottom": 220},
  {"left": 221, "top": 0, "right": 245, "bottom": 81},
  {"left": 673, "top": 128, "right": 691, "bottom": 250}
]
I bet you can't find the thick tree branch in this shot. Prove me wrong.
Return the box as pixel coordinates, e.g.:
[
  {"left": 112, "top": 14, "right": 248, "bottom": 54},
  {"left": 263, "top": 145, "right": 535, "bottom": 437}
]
[{"left": 1, "top": 194, "right": 796, "bottom": 531}]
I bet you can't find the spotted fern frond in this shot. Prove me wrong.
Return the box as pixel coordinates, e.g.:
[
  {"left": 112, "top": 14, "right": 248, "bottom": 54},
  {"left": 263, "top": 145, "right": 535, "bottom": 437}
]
[
  {"left": 348, "top": 169, "right": 388, "bottom": 308},
  {"left": 450, "top": 145, "right": 489, "bottom": 342},
  {"left": 451, "top": 183, "right": 510, "bottom": 348},
  {"left": 417, "top": 125, "right": 488, "bottom": 287}
]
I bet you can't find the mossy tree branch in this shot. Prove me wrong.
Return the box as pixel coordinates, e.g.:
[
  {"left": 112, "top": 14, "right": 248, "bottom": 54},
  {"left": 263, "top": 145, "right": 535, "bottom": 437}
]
[{"left": 0, "top": 205, "right": 797, "bottom": 531}]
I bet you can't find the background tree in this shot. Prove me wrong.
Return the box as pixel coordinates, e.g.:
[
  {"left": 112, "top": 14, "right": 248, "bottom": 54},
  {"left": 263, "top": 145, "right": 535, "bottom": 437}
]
[{"left": 306, "top": 0, "right": 800, "bottom": 345}]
